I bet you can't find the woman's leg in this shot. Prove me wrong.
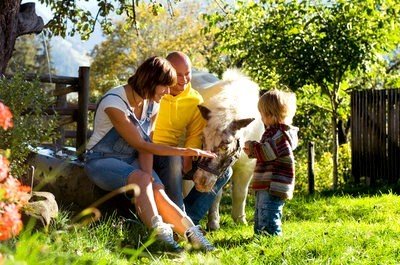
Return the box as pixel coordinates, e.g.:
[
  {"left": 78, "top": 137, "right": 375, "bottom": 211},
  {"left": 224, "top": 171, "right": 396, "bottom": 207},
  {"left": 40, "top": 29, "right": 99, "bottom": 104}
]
[
  {"left": 85, "top": 157, "right": 182, "bottom": 249},
  {"left": 153, "top": 184, "right": 215, "bottom": 251},
  {"left": 153, "top": 185, "right": 194, "bottom": 235},
  {"left": 153, "top": 155, "right": 185, "bottom": 211},
  {"left": 127, "top": 170, "right": 158, "bottom": 228}
]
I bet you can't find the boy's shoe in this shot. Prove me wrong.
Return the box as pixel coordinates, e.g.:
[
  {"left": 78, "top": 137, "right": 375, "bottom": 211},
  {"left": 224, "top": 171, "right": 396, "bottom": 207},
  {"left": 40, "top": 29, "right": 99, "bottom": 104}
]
[
  {"left": 151, "top": 215, "right": 183, "bottom": 252},
  {"left": 185, "top": 225, "right": 215, "bottom": 252}
]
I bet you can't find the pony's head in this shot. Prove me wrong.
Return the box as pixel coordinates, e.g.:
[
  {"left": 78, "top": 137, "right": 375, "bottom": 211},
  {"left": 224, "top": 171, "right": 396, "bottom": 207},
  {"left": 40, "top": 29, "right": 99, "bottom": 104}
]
[
  {"left": 192, "top": 105, "right": 255, "bottom": 192},
  {"left": 191, "top": 69, "right": 261, "bottom": 192}
]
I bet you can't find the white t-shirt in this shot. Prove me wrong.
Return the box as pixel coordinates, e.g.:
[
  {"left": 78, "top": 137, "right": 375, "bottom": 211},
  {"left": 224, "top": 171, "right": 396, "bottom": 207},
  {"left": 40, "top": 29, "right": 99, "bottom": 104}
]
[{"left": 86, "top": 85, "right": 159, "bottom": 149}]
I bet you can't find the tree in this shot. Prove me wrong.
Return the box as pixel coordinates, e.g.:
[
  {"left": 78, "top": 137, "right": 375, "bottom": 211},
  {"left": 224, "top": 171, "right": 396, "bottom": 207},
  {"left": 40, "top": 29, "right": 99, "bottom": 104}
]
[
  {"left": 90, "top": 2, "right": 212, "bottom": 97},
  {"left": 0, "top": 0, "right": 182, "bottom": 75},
  {"left": 7, "top": 34, "right": 55, "bottom": 75},
  {"left": 205, "top": 0, "right": 400, "bottom": 189},
  {"left": 0, "top": 1, "right": 44, "bottom": 74}
]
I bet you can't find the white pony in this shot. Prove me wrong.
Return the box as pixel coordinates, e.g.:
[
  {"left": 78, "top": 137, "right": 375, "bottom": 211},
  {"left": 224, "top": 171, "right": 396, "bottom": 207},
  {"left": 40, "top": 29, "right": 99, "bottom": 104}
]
[{"left": 187, "top": 69, "right": 264, "bottom": 230}]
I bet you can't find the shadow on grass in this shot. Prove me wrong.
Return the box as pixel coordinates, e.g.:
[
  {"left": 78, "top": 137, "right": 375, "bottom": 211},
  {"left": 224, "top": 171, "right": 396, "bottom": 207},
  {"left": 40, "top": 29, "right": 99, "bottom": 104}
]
[{"left": 212, "top": 234, "right": 254, "bottom": 249}]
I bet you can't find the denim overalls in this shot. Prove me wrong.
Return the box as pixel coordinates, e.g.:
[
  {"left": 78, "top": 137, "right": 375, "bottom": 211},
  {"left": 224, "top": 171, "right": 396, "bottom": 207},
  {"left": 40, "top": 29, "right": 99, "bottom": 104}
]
[{"left": 84, "top": 93, "right": 163, "bottom": 191}]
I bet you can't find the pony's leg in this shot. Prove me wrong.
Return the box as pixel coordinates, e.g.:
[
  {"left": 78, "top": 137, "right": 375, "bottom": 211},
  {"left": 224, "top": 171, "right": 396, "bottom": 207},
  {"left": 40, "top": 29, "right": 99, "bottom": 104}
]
[
  {"left": 231, "top": 171, "right": 252, "bottom": 224},
  {"left": 207, "top": 189, "right": 222, "bottom": 231}
]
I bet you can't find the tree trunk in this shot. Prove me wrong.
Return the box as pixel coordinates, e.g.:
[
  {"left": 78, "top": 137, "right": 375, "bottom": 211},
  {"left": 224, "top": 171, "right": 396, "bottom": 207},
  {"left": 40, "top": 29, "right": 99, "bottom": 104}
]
[
  {"left": 0, "top": 0, "right": 20, "bottom": 75},
  {"left": 332, "top": 109, "right": 339, "bottom": 189},
  {"left": 331, "top": 90, "right": 339, "bottom": 189},
  {"left": 0, "top": 1, "right": 44, "bottom": 75}
]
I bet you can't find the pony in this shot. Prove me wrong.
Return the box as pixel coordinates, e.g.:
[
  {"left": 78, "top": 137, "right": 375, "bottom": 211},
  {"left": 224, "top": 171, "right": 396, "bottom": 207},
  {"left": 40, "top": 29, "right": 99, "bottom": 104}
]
[{"left": 188, "top": 69, "right": 264, "bottom": 230}]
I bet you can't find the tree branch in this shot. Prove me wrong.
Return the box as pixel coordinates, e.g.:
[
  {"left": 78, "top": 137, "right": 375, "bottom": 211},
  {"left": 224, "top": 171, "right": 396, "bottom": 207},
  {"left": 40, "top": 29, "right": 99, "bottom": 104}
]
[{"left": 17, "top": 2, "right": 44, "bottom": 36}]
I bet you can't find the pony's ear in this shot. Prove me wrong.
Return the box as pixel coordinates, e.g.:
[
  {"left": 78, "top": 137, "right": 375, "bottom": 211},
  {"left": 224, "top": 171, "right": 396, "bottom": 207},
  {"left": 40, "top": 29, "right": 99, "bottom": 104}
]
[
  {"left": 230, "top": 118, "right": 255, "bottom": 132},
  {"left": 198, "top": 105, "right": 211, "bottom": 120}
]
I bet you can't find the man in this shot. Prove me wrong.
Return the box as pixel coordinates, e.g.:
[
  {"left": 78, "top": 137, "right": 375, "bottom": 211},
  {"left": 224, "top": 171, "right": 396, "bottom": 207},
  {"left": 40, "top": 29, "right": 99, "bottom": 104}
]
[{"left": 153, "top": 51, "right": 232, "bottom": 226}]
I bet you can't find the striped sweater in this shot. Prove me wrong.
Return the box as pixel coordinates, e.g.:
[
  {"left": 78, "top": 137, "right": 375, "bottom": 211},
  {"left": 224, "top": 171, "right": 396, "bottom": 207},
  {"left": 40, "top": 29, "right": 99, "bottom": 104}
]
[{"left": 247, "top": 124, "right": 299, "bottom": 200}]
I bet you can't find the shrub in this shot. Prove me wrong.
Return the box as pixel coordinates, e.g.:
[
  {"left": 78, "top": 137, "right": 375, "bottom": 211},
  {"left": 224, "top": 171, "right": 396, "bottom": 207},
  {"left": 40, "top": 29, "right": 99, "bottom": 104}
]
[
  {"left": 295, "top": 143, "right": 352, "bottom": 193},
  {"left": 0, "top": 74, "right": 58, "bottom": 176}
]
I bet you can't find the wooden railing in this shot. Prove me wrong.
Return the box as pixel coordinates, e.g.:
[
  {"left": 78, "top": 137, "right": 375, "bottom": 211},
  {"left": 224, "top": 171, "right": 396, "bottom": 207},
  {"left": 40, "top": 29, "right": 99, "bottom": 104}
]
[{"left": 6, "top": 66, "right": 92, "bottom": 159}]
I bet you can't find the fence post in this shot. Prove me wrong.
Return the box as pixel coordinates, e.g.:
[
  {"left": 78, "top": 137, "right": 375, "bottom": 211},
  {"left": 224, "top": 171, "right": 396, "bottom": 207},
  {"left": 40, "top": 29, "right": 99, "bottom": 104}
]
[
  {"left": 308, "top": 141, "right": 315, "bottom": 194},
  {"left": 77, "top": 66, "right": 90, "bottom": 160},
  {"left": 55, "top": 83, "right": 67, "bottom": 149}
]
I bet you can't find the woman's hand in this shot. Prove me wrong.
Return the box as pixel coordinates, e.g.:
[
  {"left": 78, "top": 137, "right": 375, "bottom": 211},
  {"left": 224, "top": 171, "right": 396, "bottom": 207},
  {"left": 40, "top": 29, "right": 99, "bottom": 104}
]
[{"left": 187, "top": 148, "right": 217, "bottom": 158}]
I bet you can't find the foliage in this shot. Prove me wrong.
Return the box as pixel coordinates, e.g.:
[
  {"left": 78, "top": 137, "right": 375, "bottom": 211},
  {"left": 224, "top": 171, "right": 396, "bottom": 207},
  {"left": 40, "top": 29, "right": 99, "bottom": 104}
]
[
  {"left": 89, "top": 1, "right": 213, "bottom": 98},
  {"left": 350, "top": 50, "right": 400, "bottom": 90},
  {"left": 37, "top": 0, "right": 189, "bottom": 40},
  {"left": 0, "top": 74, "right": 58, "bottom": 176},
  {"left": 296, "top": 142, "right": 353, "bottom": 193},
  {"left": 294, "top": 84, "right": 332, "bottom": 157},
  {"left": 1, "top": 192, "right": 400, "bottom": 263},
  {"left": 204, "top": 0, "right": 400, "bottom": 188},
  {"left": 205, "top": 0, "right": 400, "bottom": 90},
  {"left": 0, "top": 102, "right": 31, "bottom": 242}
]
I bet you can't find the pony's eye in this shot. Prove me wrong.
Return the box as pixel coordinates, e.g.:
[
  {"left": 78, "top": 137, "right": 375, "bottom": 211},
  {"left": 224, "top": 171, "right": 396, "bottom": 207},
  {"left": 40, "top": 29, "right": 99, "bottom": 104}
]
[{"left": 219, "top": 144, "right": 228, "bottom": 151}]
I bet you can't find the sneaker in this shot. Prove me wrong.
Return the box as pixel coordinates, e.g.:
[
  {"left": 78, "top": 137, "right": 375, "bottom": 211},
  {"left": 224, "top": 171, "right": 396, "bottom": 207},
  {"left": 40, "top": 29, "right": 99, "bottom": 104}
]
[
  {"left": 185, "top": 225, "right": 215, "bottom": 252},
  {"left": 151, "top": 215, "right": 183, "bottom": 252}
]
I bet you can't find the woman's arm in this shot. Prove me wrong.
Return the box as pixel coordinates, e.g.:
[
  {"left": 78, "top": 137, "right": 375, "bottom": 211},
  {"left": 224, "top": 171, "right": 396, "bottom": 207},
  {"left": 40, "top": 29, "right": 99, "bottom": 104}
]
[
  {"left": 105, "top": 107, "right": 216, "bottom": 158},
  {"left": 139, "top": 115, "right": 157, "bottom": 175}
]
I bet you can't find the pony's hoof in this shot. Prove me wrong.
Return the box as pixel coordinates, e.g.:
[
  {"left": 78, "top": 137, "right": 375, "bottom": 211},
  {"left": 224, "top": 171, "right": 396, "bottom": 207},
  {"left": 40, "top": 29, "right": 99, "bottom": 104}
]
[
  {"left": 233, "top": 216, "right": 247, "bottom": 225},
  {"left": 206, "top": 221, "right": 220, "bottom": 231}
]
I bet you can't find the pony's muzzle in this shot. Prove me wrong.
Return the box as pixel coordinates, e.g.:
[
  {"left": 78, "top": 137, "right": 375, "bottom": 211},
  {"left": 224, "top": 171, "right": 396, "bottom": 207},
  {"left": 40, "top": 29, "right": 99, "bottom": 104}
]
[{"left": 193, "top": 170, "right": 217, "bottom": 192}]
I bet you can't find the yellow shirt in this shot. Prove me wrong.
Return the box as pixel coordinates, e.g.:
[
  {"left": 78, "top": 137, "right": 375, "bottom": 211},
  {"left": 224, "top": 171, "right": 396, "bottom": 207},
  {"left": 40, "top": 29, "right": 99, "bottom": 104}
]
[{"left": 153, "top": 83, "right": 206, "bottom": 148}]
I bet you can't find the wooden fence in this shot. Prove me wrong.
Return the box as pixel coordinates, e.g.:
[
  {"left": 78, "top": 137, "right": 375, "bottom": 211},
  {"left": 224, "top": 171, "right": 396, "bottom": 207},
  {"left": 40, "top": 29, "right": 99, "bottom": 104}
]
[
  {"left": 6, "top": 66, "right": 92, "bottom": 159},
  {"left": 351, "top": 89, "right": 400, "bottom": 186}
]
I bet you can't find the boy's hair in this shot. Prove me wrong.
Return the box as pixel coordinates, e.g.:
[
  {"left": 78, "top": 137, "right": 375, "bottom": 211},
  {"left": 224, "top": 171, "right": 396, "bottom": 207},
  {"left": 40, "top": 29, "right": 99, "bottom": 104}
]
[
  {"left": 258, "top": 89, "right": 297, "bottom": 125},
  {"left": 127, "top": 56, "right": 177, "bottom": 99}
]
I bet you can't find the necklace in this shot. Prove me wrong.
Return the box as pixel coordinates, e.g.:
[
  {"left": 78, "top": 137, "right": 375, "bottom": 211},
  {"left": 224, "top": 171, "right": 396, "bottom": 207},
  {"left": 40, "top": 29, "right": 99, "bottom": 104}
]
[
  {"left": 130, "top": 88, "right": 144, "bottom": 119},
  {"left": 131, "top": 88, "right": 143, "bottom": 109}
]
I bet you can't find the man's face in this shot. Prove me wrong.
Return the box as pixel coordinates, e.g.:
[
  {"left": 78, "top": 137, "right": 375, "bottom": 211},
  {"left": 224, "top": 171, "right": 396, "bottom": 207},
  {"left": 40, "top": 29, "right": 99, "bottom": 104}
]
[
  {"left": 169, "top": 59, "right": 191, "bottom": 96},
  {"left": 153, "top": 85, "right": 170, "bottom": 103}
]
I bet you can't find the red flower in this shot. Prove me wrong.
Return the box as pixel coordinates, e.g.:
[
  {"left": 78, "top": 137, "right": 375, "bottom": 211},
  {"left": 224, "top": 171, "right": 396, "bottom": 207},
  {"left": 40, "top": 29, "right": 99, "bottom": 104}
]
[
  {"left": 0, "top": 156, "right": 9, "bottom": 183},
  {"left": 0, "top": 102, "right": 13, "bottom": 130},
  {"left": 0, "top": 176, "right": 31, "bottom": 205},
  {"left": 0, "top": 102, "right": 30, "bottom": 241},
  {"left": 0, "top": 203, "right": 23, "bottom": 241}
]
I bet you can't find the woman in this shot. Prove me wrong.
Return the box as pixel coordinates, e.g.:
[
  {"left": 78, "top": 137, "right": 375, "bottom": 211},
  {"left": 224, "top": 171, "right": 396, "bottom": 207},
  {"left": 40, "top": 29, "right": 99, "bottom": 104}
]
[{"left": 85, "top": 56, "right": 215, "bottom": 252}]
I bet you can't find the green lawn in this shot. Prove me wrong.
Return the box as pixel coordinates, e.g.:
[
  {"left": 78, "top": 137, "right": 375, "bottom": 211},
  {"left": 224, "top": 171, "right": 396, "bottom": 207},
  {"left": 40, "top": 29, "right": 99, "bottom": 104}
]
[{"left": 2, "top": 192, "right": 399, "bottom": 264}]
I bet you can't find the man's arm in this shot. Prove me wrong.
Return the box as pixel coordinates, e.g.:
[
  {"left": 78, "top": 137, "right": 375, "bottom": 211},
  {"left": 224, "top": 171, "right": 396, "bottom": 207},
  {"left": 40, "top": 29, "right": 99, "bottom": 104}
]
[
  {"left": 183, "top": 105, "right": 206, "bottom": 173},
  {"left": 184, "top": 106, "right": 206, "bottom": 149}
]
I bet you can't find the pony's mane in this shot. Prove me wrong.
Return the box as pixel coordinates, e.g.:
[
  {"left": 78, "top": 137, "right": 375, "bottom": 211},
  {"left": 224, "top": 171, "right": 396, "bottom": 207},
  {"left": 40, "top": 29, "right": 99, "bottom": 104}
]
[
  {"left": 199, "top": 69, "right": 262, "bottom": 141},
  {"left": 203, "top": 70, "right": 260, "bottom": 122},
  {"left": 222, "top": 68, "right": 251, "bottom": 83}
]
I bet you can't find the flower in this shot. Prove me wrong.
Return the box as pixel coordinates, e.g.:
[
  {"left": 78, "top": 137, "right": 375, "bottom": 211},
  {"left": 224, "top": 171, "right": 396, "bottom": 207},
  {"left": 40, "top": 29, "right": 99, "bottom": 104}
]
[
  {"left": 0, "top": 175, "right": 31, "bottom": 205},
  {"left": 0, "top": 203, "right": 23, "bottom": 240},
  {"left": 0, "top": 102, "right": 13, "bottom": 130},
  {"left": 0, "top": 156, "right": 9, "bottom": 183},
  {"left": 0, "top": 102, "right": 30, "bottom": 241}
]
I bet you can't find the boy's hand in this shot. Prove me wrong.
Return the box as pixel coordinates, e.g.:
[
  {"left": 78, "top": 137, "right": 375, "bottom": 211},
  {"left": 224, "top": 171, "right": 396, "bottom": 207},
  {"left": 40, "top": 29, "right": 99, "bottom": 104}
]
[{"left": 243, "top": 141, "right": 251, "bottom": 155}]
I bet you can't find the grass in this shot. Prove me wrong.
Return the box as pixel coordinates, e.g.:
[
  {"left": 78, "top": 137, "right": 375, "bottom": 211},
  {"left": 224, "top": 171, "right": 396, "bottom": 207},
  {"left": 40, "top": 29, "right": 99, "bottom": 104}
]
[{"left": 1, "top": 191, "right": 399, "bottom": 264}]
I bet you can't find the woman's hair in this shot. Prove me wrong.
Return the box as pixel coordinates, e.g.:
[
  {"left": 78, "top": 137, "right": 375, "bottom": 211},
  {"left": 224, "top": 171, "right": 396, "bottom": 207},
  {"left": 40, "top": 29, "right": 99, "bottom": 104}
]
[
  {"left": 127, "top": 56, "right": 177, "bottom": 99},
  {"left": 258, "top": 89, "right": 297, "bottom": 125}
]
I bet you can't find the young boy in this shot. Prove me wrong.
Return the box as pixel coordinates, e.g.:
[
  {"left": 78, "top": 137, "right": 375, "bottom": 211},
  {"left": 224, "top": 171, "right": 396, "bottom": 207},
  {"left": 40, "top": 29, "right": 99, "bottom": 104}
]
[{"left": 243, "top": 89, "right": 298, "bottom": 236}]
